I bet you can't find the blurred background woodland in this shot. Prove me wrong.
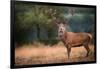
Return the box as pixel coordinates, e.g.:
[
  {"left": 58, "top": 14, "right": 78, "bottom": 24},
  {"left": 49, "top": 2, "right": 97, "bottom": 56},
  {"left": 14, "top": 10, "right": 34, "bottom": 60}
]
[{"left": 15, "top": 2, "right": 95, "bottom": 46}]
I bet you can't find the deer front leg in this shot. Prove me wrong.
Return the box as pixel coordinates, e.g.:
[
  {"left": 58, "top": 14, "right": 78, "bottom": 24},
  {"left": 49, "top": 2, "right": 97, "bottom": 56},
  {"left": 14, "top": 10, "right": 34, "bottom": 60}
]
[{"left": 66, "top": 44, "right": 71, "bottom": 59}]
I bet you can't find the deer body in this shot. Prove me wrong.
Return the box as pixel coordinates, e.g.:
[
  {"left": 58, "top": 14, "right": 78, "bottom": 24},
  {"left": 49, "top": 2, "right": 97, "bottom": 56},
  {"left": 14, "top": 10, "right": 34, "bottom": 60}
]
[{"left": 57, "top": 23, "right": 92, "bottom": 58}]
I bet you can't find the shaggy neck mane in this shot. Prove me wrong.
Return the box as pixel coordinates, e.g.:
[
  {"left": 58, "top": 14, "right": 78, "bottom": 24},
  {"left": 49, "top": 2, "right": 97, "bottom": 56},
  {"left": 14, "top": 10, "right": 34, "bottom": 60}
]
[{"left": 60, "top": 31, "right": 68, "bottom": 44}]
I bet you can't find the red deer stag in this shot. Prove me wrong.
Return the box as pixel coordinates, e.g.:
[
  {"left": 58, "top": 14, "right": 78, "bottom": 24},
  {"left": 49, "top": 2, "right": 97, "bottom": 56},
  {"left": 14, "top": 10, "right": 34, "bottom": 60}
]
[{"left": 57, "top": 23, "right": 92, "bottom": 59}]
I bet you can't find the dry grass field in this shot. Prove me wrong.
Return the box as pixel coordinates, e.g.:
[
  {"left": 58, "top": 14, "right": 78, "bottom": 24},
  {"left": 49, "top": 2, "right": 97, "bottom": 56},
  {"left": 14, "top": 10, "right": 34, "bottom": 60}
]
[{"left": 15, "top": 42, "right": 95, "bottom": 66}]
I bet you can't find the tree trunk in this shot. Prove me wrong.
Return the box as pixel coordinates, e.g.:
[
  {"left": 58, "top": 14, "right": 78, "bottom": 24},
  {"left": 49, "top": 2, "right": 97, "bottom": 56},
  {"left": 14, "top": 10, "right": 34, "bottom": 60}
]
[{"left": 36, "top": 24, "right": 40, "bottom": 40}]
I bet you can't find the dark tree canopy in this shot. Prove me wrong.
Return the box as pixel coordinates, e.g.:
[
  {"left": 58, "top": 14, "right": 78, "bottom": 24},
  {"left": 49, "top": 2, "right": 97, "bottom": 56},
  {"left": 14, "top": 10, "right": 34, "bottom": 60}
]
[{"left": 15, "top": 2, "right": 95, "bottom": 45}]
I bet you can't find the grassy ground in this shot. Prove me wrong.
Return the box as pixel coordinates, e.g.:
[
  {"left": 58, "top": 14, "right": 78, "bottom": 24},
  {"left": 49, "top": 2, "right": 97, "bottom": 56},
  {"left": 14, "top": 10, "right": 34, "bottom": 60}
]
[{"left": 15, "top": 42, "right": 95, "bottom": 66}]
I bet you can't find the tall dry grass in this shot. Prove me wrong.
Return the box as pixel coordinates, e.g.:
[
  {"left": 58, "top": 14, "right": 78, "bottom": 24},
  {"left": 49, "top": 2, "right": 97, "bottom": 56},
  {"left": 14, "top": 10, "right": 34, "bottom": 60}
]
[{"left": 15, "top": 41, "right": 95, "bottom": 66}]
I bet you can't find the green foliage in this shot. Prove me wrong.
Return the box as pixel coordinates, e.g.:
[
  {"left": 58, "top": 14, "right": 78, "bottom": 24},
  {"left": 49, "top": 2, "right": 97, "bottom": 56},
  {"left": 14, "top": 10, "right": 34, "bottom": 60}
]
[
  {"left": 15, "top": 2, "right": 65, "bottom": 44},
  {"left": 15, "top": 2, "right": 95, "bottom": 45}
]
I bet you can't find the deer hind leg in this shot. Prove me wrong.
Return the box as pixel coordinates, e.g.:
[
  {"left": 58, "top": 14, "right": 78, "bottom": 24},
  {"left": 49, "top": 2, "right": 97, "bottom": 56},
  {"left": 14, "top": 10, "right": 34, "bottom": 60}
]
[{"left": 84, "top": 44, "right": 90, "bottom": 57}]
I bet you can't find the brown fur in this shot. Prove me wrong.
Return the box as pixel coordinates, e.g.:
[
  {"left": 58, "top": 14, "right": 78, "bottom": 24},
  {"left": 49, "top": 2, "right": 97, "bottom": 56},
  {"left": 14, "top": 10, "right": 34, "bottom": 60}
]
[{"left": 60, "top": 32, "right": 92, "bottom": 58}]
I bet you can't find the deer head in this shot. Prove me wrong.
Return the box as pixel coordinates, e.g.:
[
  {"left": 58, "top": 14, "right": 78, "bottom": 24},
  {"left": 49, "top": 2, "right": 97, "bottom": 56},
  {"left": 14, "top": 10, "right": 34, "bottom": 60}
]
[{"left": 57, "top": 23, "right": 66, "bottom": 38}]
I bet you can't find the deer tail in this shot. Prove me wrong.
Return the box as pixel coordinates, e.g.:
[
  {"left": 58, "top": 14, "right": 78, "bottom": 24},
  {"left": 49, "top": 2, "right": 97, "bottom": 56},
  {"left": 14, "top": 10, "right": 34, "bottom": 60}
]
[{"left": 88, "top": 34, "right": 92, "bottom": 44}]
